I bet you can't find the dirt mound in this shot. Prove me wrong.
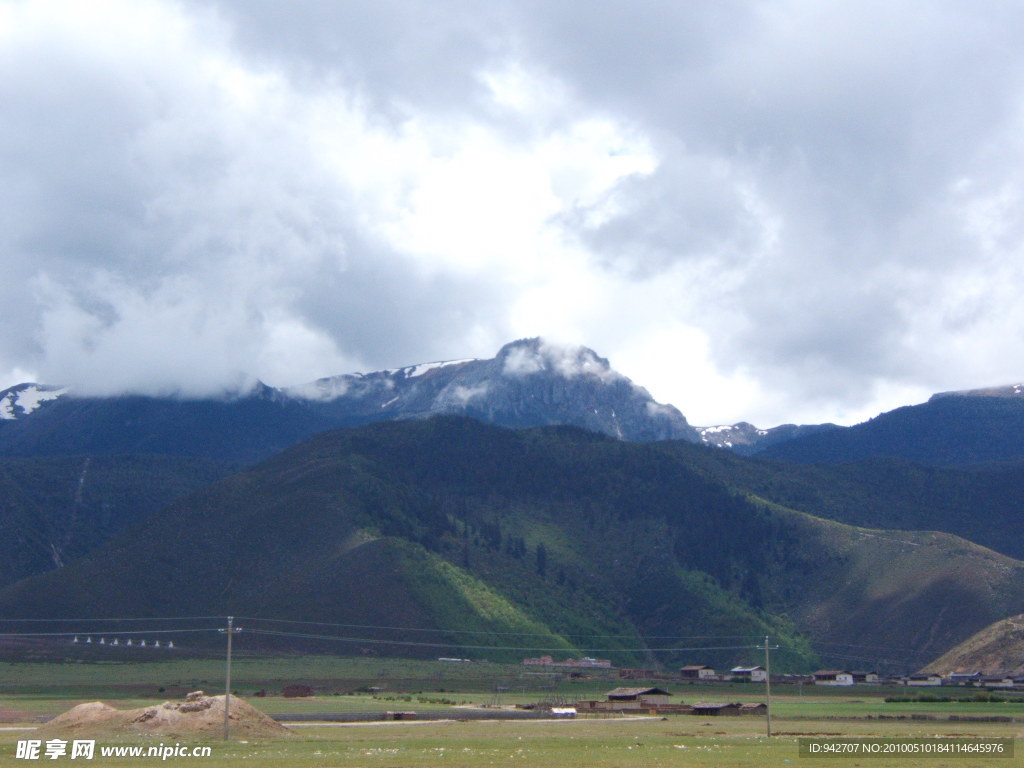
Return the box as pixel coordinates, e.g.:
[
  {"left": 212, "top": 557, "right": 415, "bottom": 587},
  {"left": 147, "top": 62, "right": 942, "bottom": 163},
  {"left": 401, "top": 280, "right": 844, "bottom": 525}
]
[{"left": 39, "top": 691, "right": 291, "bottom": 739}]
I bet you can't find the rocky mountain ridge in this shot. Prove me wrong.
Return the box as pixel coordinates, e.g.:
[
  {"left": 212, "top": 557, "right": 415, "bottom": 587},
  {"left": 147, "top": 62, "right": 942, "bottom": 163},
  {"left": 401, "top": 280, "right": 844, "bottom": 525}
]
[
  {"left": 0, "top": 339, "right": 698, "bottom": 464},
  {"left": 5, "top": 338, "right": 1024, "bottom": 466}
]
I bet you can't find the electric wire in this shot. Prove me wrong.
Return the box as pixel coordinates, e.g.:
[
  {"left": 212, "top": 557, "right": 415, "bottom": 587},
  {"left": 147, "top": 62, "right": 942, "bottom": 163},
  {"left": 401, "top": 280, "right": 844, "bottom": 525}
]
[{"left": 243, "top": 627, "right": 764, "bottom": 654}]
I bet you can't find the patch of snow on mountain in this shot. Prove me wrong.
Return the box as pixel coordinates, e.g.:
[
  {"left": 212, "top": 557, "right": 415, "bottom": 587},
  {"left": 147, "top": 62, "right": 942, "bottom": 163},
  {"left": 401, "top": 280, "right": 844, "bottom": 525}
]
[
  {"left": 700, "top": 425, "right": 736, "bottom": 435},
  {"left": 0, "top": 385, "right": 68, "bottom": 419},
  {"left": 402, "top": 359, "right": 477, "bottom": 378},
  {"left": 19, "top": 386, "right": 68, "bottom": 414}
]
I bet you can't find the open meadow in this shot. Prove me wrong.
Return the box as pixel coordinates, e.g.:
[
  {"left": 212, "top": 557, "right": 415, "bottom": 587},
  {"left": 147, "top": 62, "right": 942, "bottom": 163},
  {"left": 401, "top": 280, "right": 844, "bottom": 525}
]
[{"left": 1, "top": 655, "right": 1021, "bottom": 767}]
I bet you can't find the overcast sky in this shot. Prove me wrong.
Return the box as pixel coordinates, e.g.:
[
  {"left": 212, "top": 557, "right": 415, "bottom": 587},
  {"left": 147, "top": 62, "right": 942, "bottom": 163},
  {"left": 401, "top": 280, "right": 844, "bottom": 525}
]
[{"left": 3, "top": 0, "right": 1024, "bottom": 427}]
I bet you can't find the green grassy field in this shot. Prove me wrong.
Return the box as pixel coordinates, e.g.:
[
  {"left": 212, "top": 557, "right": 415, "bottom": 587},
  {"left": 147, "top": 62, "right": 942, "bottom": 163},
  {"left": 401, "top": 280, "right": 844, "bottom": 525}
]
[
  {"left": 0, "top": 656, "right": 1021, "bottom": 767},
  {"left": 0, "top": 717, "right": 1019, "bottom": 768}
]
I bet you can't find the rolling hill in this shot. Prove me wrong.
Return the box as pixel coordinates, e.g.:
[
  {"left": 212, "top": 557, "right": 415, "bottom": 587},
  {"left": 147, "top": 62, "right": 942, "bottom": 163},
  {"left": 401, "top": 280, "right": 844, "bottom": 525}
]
[
  {"left": 3, "top": 417, "right": 1024, "bottom": 672},
  {"left": 920, "top": 613, "right": 1024, "bottom": 677}
]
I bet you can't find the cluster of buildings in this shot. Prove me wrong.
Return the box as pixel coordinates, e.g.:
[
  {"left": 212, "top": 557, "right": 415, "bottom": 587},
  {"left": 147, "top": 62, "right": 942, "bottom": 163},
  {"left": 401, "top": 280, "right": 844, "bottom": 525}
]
[
  {"left": 682, "top": 665, "right": 1024, "bottom": 689},
  {"left": 898, "top": 672, "right": 1024, "bottom": 689},
  {"left": 519, "top": 656, "right": 1024, "bottom": 690},
  {"left": 679, "top": 665, "right": 768, "bottom": 682}
]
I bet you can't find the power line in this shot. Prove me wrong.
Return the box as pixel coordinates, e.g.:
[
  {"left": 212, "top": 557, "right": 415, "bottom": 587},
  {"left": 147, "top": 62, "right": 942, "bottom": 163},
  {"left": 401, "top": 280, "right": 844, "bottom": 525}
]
[
  {"left": 0, "top": 629, "right": 218, "bottom": 638},
  {"left": 243, "top": 628, "right": 765, "bottom": 654},
  {"left": 808, "top": 639, "right": 935, "bottom": 653},
  {"left": 236, "top": 616, "right": 765, "bottom": 641},
  {"left": 0, "top": 616, "right": 224, "bottom": 623}
]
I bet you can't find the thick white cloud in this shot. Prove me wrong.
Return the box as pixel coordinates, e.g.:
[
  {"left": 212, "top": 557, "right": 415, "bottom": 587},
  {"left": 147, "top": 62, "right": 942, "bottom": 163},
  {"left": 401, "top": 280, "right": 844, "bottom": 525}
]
[{"left": 3, "top": 0, "right": 1024, "bottom": 426}]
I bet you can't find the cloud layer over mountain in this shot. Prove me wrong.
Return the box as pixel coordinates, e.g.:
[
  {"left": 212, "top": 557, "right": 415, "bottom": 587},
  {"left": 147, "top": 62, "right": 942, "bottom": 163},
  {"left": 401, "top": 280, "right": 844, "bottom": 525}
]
[{"left": 4, "top": 0, "right": 1024, "bottom": 425}]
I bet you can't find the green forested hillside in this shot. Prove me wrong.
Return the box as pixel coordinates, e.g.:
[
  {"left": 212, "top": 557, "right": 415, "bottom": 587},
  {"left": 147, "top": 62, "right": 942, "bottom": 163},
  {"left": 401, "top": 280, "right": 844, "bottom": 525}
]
[
  {"left": 2, "top": 417, "right": 1023, "bottom": 673},
  {"left": 0, "top": 454, "right": 235, "bottom": 587},
  {"left": 672, "top": 446, "right": 1024, "bottom": 561}
]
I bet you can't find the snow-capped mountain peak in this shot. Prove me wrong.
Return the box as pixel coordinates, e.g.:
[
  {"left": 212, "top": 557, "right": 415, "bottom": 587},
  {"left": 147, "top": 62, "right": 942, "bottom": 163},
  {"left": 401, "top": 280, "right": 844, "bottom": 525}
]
[{"left": 0, "top": 339, "right": 700, "bottom": 461}]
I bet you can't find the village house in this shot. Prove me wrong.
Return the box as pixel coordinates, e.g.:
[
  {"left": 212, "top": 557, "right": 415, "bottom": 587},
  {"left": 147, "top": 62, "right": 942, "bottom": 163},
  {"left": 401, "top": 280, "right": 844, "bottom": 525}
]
[
  {"left": 948, "top": 672, "right": 983, "bottom": 685},
  {"left": 680, "top": 665, "right": 717, "bottom": 681},
  {"left": 577, "top": 686, "right": 692, "bottom": 715},
  {"left": 981, "top": 676, "right": 1015, "bottom": 689},
  {"left": 729, "top": 665, "right": 767, "bottom": 683},
  {"left": 813, "top": 670, "right": 854, "bottom": 686},
  {"left": 904, "top": 674, "right": 943, "bottom": 687},
  {"left": 604, "top": 686, "right": 673, "bottom": 709},
  {"left": 851, "top": 671, "right": 880, "bottom": 684}
]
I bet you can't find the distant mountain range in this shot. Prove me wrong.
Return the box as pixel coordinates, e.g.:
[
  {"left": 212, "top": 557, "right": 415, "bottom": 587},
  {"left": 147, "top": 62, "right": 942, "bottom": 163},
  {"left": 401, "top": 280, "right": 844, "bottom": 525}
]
[
  {"left": 5, "top": 338, "right": 1024, "bottom": 673},
  {"left": 6, "top": 338, "right": 1024, "bottom": 468},
  {"left": 756, "top": 386, "right": 1024, "bottom": 466},
  {"left": 0, "top": 339, "right": 698, "bottom": 464}
]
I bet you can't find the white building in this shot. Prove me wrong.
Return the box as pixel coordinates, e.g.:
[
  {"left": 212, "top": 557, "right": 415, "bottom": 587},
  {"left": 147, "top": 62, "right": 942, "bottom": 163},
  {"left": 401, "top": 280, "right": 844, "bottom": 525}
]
[
  {"left": 730, "top": 666, "right": 767, "bottom": 683},
  {"left": 813, "top": 670, "right": 854, "bottom": 686}
]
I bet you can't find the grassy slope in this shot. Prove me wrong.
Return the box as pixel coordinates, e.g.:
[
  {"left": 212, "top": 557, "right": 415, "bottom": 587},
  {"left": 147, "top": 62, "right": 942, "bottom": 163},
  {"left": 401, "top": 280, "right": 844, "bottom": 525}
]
[
  {"left": 751, "top": 499, "right": 1024, "bottom": 669},
  {"left": 921, "top": 613, "right": 1024, "bottom": 676}
]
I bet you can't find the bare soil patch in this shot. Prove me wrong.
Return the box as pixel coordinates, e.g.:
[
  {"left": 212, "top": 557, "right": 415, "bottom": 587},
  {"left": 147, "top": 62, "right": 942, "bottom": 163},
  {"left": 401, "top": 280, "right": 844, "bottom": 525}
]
[{"left": 0, "top": 707, "right": 37, "bottom": 724}]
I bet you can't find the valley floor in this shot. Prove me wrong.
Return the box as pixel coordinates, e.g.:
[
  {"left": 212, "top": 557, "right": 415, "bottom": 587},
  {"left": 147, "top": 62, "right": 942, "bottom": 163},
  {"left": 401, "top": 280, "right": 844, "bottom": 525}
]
[{"left": 0, "top": 656, "right": 1021, "bottom": 767}]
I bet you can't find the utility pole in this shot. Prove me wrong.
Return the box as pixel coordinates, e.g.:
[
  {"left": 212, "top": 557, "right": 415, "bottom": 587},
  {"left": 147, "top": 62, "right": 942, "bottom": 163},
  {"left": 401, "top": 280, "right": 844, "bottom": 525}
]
[
  {"left": 219, "top": 617, "right": 242, "bottom": 741},
  {"left": 759, "top": 635, "right": 779, "bottom": 738}
]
